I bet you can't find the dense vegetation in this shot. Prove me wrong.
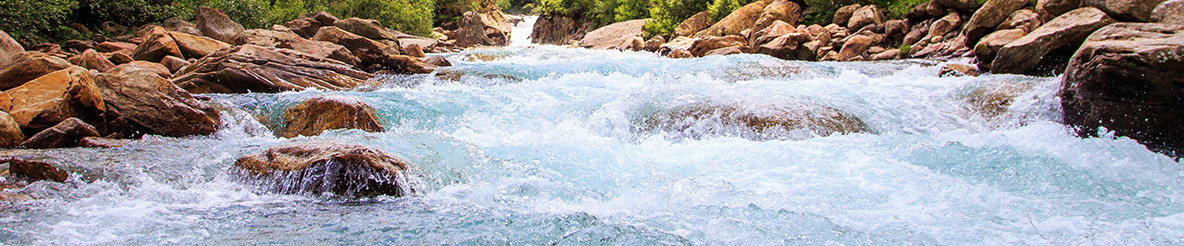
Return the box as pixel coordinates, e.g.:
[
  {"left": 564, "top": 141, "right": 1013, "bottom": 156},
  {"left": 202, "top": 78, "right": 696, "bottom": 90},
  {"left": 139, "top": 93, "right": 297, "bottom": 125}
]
[{"left": 1, "top": 0, "right": 934, "bottom": 46}]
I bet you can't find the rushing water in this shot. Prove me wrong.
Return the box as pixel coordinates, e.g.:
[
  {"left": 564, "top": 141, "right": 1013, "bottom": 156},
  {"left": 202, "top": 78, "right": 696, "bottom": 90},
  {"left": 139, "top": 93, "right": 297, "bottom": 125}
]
[{"left": 3, "top": 22, "right": 1184, "bottom": 245}]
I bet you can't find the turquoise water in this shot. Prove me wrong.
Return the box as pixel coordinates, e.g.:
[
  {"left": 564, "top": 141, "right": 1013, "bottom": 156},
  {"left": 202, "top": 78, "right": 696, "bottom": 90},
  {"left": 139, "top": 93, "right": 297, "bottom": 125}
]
[{"left": 2, "top": 46, "right": 1183, "bottom": 245}]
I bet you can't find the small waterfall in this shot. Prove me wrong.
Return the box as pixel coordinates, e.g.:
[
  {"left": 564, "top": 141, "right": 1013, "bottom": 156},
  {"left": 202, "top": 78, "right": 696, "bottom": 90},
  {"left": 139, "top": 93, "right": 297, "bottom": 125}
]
[{"left": 508, "top": 15, "right": 538, "bottom": 46}]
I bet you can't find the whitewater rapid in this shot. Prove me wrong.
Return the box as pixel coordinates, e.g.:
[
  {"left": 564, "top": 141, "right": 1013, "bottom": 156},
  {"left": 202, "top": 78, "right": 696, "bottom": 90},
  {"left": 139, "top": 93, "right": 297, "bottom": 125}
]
[{"left": 2, "top": 45, "right": 1183, "bottom": 244}]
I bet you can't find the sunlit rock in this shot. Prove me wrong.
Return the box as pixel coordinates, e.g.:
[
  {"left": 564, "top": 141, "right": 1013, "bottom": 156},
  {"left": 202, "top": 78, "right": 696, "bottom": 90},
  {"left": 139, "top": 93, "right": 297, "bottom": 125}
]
[
  {"left": 640, "top": 100, "right": 866, "bottom": 141},
  {"left": 282, "top": 96, "right": 384, "bottom": 138}
]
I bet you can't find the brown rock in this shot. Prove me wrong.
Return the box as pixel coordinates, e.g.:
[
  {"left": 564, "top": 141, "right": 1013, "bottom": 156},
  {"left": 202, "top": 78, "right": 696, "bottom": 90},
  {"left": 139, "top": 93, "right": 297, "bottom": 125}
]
[
  {"left": 0, "top": 66, "right": 106, "bottom": 131},
  {"left": 0, "top": 111, "right": 24, "bottom": 147},
  {"left": 301, "top": 11, "right": 339, "bottom": 26},
  {"left": 836, "top": 35, "right": 875, "bottom": 61},
  {"left": 530, "top": 15, "right": 592, "bottom": 45},
  {"left": 161, "top": 55, "right": 192, "bottom": 74},
  {"left": 619, "top": 36, "right": 645, "bottom": 51},
  {"left": 667, "top": 49, "right": 694, "bottom": 58},
  {"left": 644, "top": 36, "right": 666, "bottom": 51},
  {"left": 68, "top": 49, "right": 117, "bottom": 72},
  {"left": 404, "top": 44, "right": 426, "bottom": 58},
  {"left": 973, "top": 29, "right": 1028, "bottom": 68},
  {"left": 93, "top": 41, "right": 135, "bottom": 56},
  {"left": 334, "top": 18, "right": 403, "bottom": 41},
  {"left": 131, "top": 27, "right": 182, "bottom": 62},
  {"left": 939, "top": 63, "right": 982, "bottom": 77},
  {"left": 1039, "top": 0, "right": 1084, "bottom": 17},
  {"left": 758, "top": 33, "right": 815, "bottom": 60},
  {"left": 703, "top": 46, "right": 746, "bottom": 56},
  {"left": 1060, "top": 22, "right": 1184, "bottom": 157},
  {"left": 834, "top": 4, "right": 863, "bottom": 27},
  {"left": 0, "top": 29, "right": 22, "bottom": 59},
  {"left": 904, "top": 20, "right": 931, "bottom": 45},
  {"left": 284, "top": 18, "right": 322, "bottom": 39},
  {"left": 870, "top": 49, "right": 901, "bottom": 60},
  {"left": 422, "top": 56, "right": 452, "bottom": 67},
  {"left": 696, "top": 0, "right": 771, "bottom": 37},
  {"left": 929, "top": 12, "right": 963, "bottom": 41},
  {"left": 95, "top": 65, "right": 221, "bottom": 137},
  {"left": 848, "top": 5, "right": 886, "bottom": 31},
  {"left": 112, "top": 61, "right": 172, "bottom": 79},
  {"left": 578, "top": 19, "right": 649, "bottom": 50},
  {"left": 63, "top": 40, "right": 94, "bottom": 54},
  {"left": 20, "top": 118, "right": 99, "bottom": 149},
  {"left": 172, "top": 45, "right": 372, "bottom": 94},
  {"left": 999, "top": 9, "right": 1043, "bottom": 32},
  {"left": 168, "top": 31, "right": 231, "bottom": 59},
  {"left": 454, "top": 10, "right": 512, "bottom": 47},
  {"left": 1084, "top": 0, "right": 1167, "bottom": 21},
  {"left": 311, "top": 26, "right": 401, "bottom": 70},
  {"left": 963, "top": 0, "right": 1029, "bottom": 43},
  {"left": 108, "top": 53, "right": 134, "bottom": 65},
  {"left": 676, "top": 11, "right": 714, "bottom": 37},
  {"left": 0, "top": 52, "right": 74, "bottom": 90},
  {"left": 79, "top": 137, "right": 130, "bottom": 148},
  {"left": 641, "top": 101, "right": 865, "bottom": 141},
  {"left": 232, "top": 142, "right": 414, "bottom": 197},
  {"left": 689, "top": 35, "right": 748, "bottom": 57},
  {"left": 6, "top": 159, "right": 68, "bottom": 182},
  {"left": 196, "top": 7, "right": 245, "bottom": 44},
  {"left": 237, "top": 29, "right": 360, "bottom": 67},
  {"left": 282, "top": 96, "right": 384, "bottom": 138},
  {"left": 752, "top": 0, "right": 803, "bottom": 34},
  {"left": 1152, "top": 0, "right": 1184, "bottom": 24},
  {"left": 752, "top": 20, "right": 797, "bottom": 46},
  {"left": 992, "top": 7, "right": 1116, "bottom": 75}
]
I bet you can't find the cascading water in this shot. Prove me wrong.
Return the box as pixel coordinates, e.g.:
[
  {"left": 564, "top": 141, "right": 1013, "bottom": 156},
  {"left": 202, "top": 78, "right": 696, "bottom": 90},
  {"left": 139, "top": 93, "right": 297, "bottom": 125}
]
[{"left": 2, "top": 24, "right": 1183, "bottom": 244}]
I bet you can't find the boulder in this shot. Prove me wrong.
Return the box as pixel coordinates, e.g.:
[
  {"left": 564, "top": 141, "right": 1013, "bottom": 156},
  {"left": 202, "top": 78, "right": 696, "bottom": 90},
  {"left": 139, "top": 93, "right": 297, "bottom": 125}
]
[
  {"left": 578, "top": 19, "right": 649, "bottom": 49},
  {"left": 172, "top": 45, "right": 372, "bottom": 94},
  {"left": 1084, "top": 0, "right": 1167, "bottom": 21},
  {"left": 929, "top": 12, "right": 963, "bottom": 41},
  {"left": 161, "top": 55, "right": 192, "bottom": 74},
  {"left": 848, "top": 5, "right": 886, "bottom": 31},
  {"left": 112, "top": 61, "right": 173, "bottom": 79},
  {"left": 20, "top": 118, "right": 100, "bottom": 149},
  {"left": 311, "top": 26, "right": 401, "bottom": 69},
  {"left": 992, "top": 7, "right": 1115, "bottom": 75},
  {"left": 696, "top": 0, "right": 771, "bottom": 37},
  {"left": 238, "top": 29, "right": 360, "bottom": 67},
  {"left": 108, "top": 53, "right": 134, "bottom": 65},
  {"left": 667, "top": 49, "right": 694, "bottom": 58},
  {"left": 963, "top": 0, "right": 1029, "bottom": 43},
  {"left": 530, "top": 15, "right": 591, "bottom": 45},
  {"left": 334, "top": 18, "right": 404, "bottom": 42},
  {"left": 752, "top": 0, "right": 803, "bottom": 34},
  {"left": 69, "top": 49, "right": 117, "bottom": 72},
  {"left": 935, "top": 0, "right": 983, "bottom": 12},
  {"left": 63, "top": 40, "right": 95, "bottom": 54},
  {"left": 973, "top": 29, "right": 1028, "bottom": 68},
  {"left": 752, "top": 20, "right": 797, "bottom": 45},
  {"left": 163, "top": 18, "right": 202, "bottom": 36},
  {"left": 689, "top": 35, "right": 748, "bottom": 57},
  {"left": 284, "top": 18, "right": 323, "bottom": 39},
  {"left": 640, "top": 101, "right": 865, "bottom": 141},
  {"left": 454, "top": 10, "right": 512, "bottom": 47},
  {"left": 904, "top": 20, "right": 931, "bottom": 45},
  {"left": 0, "top": 111, "right": 24, "bottom": 147},
  {"left": 232, "top": 142, "right": 414, "bottom": 197},
  {"left": 704, "top": 46, "right": 746, "bottom": 56},
  {"left": 676, "top": 11, "right": 714, "bottom": 37},
  {"left": 196, "top": 7, "right": 245, "bottom": 44},
  {"left": 999, "top": 9, "right": 1043, "bottom": 32},
  {"left": 282, "top": 96, "right": 384, "bottom": 138},
  {"left": 757, "top": 33, "right": 815, "bottom": 60},
  {"left": 0, "top": 66, "right": 106, "bottom": 131},
  {"left": 939, "top": 63, "right": 982, "bottom": 77},
  {"left": 301, "top": 11, "right": 339, "bottom": 26},
  {"left": 1152, "top": 0, "right": 1184, "bottom": 24},
  {"left": 836, "top": 35, "right": 875, "bottom": 61},
  {"left": 404, "top": 43, "right": 426, "bottom": 58},
  {"left": 644, "top": 36, "right": 665, "bottom": 51},
  {"left": 95, "top": 42, "right": 137, "bottom": 56},
  {"left": 168, "top": 31, "right": 231, "bottom": 59},
  {"left": 0, "top": 29, "right": 23, "bottom": 59},
  {"left": 1060, "top": 23, "right": 1184, "bottom": 157},
  {"left": 5, "top": 159, "right": 68, "bottom": 182},
  {"left": 0, "top": 52, "right": 74, "bottom": 90},
  {"left": 834, "top": 4, "right": 862, "bottom": 27},
  {"left": 131, "top": 27, "right": 182, "bottom": 62},
  {"left": 79, "top": 137, "right": 131, "bottom": 148},
  {"left": 870, "top": 49, "right": 901, "bottom": 60},
  {"left": 96, "top": 65, "right": 221, "bottom": 137},
  {"left": 619, "top": 36, "right": 646, "bottom": 51},
  {"left": 1039, "top": 0, "right": 1083, "bottom": 18}
]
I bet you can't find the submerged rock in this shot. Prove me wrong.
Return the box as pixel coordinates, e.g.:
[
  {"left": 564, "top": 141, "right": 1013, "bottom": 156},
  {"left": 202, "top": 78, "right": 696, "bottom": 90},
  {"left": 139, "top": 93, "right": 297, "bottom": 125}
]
[
  {"left": 641, "top": 100, "right": 866, "bottom": 141},
  {"left": 1060, "top": 22, "right": 1184, "bottom": 157},
  {"left": 282, "top": 96, "right": 384, "bottom": 138},
  {"left": 4, "top": 158, "right": 68, "bottom": 182},
  {"left": 232, "top": 142, "right": 414, "bottom": 197}
]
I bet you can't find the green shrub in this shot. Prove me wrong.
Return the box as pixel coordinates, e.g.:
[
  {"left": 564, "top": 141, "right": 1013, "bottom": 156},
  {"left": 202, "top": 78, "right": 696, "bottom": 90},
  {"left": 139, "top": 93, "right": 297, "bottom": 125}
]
[
  {"left": 0, "top": 0, "right": 83, "bottom": 46},
  {"left": 643, "top": 0, "right": 710, "bottom": 35}
]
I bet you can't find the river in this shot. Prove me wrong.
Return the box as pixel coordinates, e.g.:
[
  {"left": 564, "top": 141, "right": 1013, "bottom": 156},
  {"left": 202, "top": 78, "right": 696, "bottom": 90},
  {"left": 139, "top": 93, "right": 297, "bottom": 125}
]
[{"left": 2, "top": 17, "right": 1183, "bottom": 245}]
